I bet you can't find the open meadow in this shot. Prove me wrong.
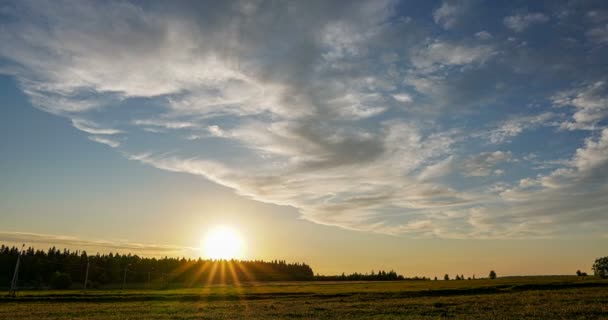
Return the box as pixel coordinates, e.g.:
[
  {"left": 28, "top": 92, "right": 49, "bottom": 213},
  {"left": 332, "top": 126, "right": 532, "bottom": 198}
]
[{"left": 2, "top": 276, "right": 608, "bottom": 319}]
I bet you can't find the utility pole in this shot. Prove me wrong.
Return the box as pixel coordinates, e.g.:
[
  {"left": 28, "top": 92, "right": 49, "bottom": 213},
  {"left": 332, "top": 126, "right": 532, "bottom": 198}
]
[
  {"left": 83, "top": 256, "right": 90, "bottom": 293},
  {"left": 122, "top": 264, "right": 130, "bottom": 291},
  {"left": 8, "top": 244, "right": 25, "bottom": 297}
]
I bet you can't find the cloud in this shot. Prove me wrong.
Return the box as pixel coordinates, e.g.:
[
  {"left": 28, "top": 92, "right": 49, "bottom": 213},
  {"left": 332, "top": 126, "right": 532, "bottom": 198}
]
[
  {"left": 403, "top": 39, "right": 502, "bottom": 111},
  {"left": 417, "top": 156, "right": 455, "bottom": 181},
  {"left": 133, "top": 119, "right": 197, "bottom": 130},
  {"left": 433, "top": 0, "right": 471, "bottom": 30},
  {"left": 504, "top": 13, "right": 549, "bottom": 32},
  {"left": 586, "top": 24, "right": 608, "bottom": 44},
  {"left": 0, "top": 231, "right": 197, "bottom": 256},
  {"left": 72, "top": 119, "right": 122, "bottom": 135},
  {"left": 410, "top": 40, "right": 495, "bottom": 71},
  {"left": 463, "top": 151, "right": 511, "bottom": 176},
  {"left": 392, "top": 93, "right": 413, "bottom": 103},
  {"left": 484, "top": 112, "right": 556, "bottom": 144},
  {"left": 586, "top": 10, "right": 608, "bottom": 23},
  {"left": 496, "top": 130, "right": 608, "bottom": 235},
  {"left": 552, "top": 81, "right": 608, "bottom": 130},
  {"left": 88, "top": 136, "right": 120, "bottom": 148},
  {"left": 126, "top": 121, "right": 474, "bottom": 234},
  {"left": 474, "top": 30, "right": 493, "bottom": 40}
]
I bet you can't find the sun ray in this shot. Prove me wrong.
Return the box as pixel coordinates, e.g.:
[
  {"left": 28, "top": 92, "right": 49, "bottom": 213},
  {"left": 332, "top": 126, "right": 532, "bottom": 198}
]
[{"left": 227, "top": 260, "right": 241, "bottom": 287}]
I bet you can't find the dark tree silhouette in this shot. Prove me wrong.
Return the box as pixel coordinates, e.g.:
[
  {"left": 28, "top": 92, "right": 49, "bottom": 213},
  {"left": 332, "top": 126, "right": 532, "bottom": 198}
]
[
  {"left": 314, "top": 270, "right": 418, "bottom": 281},
  {"left": 0, "top": 245, "right": 314, "bottom": 289},
  {"left": 489, "top": 270, "right": 497, "bottom": 279},
  {"left": 444, "top": 274, "right": 449, "bottom": 281},
  {"left": 593, "top": 257, "right": 608, "bottom": 278}
]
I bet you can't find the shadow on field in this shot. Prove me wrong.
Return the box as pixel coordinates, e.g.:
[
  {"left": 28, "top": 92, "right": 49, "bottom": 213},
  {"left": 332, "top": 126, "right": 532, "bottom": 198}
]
[{"left": 3, "top": 281, "right": 608, "bottom": 303}]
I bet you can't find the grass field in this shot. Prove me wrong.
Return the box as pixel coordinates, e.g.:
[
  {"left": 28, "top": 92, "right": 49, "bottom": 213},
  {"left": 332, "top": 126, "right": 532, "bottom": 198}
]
[{"left": 2, "top": 276, "right": 608, "bottom": 319}]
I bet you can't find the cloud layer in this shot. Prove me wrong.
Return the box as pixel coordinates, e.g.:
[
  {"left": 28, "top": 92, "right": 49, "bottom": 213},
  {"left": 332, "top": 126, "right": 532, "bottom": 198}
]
[
  {"left": 0, "top": 231, "right": 197, "bottom": 256},
  {"left": 1, "top": 0, "right": 608, "bottom": 238}
]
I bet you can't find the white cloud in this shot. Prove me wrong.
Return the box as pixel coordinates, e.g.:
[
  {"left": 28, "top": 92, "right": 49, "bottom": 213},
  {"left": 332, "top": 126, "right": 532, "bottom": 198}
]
[
  {"left": 207, "top": 125, "right": 226, "bottom": 137},
  {"left": 88, "top": 136, "right": 120, "bottom": 148},
  {"left": 392, "top": 93, "right": 413, "bottom": 103},
  {"left": 72, "top": 119, "right": 122, "bottom": 135},
  {"left": 552, "top": 81, "right": 608, "bottom": 130},
  {"left": 475, "top": 31, "right": 493, "bottom": 40},
  {"left": 433, "top": 0, "right": 470, "bottom": 30},
  {"left": 485, "top": 112, "right": 555, "bottom": 144},
  {"left": 504, "top": 13, "right": 549, "bottom": 32},
  {"left": 133, "top": 119, "right": 197, "bottom": 130},
  {"left": 572, "top": 128, "right": 608, "bottom": 172},
  {"left": 411, "top": 41, "right": 495, "bottom": 71},
  {"left": 417, "top": 156, "right": 455, "bottom": 181}
]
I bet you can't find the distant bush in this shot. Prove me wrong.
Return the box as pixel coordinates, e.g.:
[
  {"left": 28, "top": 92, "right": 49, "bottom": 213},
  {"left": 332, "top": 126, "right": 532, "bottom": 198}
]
[
  {"left": 592, "top": 257, "right": 608, "bottom": 278},
  {"left": 314, "top": 270, "right": 408, "bottom": 281},
  {"left": 50, "top": 271, "right": 72, "bottom": 289}
]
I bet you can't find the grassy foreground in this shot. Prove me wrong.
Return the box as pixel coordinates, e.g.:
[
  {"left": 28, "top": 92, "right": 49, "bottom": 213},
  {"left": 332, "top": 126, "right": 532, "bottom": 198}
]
[{"left": 1, "top": 276, "right": 608, "bottom": 319}]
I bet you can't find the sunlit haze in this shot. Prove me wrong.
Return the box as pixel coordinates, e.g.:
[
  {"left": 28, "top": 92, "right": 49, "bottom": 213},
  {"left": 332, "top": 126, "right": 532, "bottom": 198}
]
[{"left": 202, "top": 226, "right": 244, "bottom": 260}]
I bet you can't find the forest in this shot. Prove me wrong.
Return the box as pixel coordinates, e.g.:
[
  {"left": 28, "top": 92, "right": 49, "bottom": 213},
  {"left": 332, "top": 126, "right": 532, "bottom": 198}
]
[
  {"left": 0, "top": 245, "right": 411, "bottom": 289},
  {"left": 0, "top": 245, "right": 314, "bottom": 288}
]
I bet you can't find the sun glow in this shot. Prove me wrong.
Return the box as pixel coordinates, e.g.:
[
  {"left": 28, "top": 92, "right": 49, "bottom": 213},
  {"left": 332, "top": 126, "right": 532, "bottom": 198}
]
[{"left": 202, "top": 226, "right": 244, "bottom": 260}]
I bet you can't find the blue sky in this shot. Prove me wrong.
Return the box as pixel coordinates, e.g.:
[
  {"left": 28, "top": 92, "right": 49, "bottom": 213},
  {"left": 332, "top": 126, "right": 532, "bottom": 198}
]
[{"left": 1, "top": 0, "right": 608, "bottom": 274}]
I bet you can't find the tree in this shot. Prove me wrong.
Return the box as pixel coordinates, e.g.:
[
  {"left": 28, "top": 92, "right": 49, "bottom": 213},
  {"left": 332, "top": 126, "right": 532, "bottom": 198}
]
[
  {"left": 50, "top": 271, "right": 72, "bottom": 289},
  {"left": 592, "top": 256, "right": 608, "bottom": 278},
  {"left": 489, "top": 270, "right": 497, "bottom": 279},
  {"left": 444, "top": 274, "right": 449, "bottom": 281}
]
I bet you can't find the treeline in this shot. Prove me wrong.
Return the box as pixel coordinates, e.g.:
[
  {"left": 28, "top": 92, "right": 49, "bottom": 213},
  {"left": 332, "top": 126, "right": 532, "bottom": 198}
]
[
  {"left": 0, "top": 245, "right": 313, "bottom": 288},
  {"left": 315, "top": 270, "right": 427, "bottom": 281}
]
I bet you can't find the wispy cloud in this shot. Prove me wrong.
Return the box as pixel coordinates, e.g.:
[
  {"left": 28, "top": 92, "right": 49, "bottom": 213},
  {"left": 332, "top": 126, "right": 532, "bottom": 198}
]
[
  {"left": 463, "top": 151, "right": 511, "bottom": 176},
  {"left": 552, "top": 81, "right": 608, "bottom": 131},
  {"left": 433, "top": 0, "right": 472, "bottom": 30},
  {"left": 88, "top": 136, "right": 120, "bottom": 148},
  {"left": 483, "top": 112, "right": 556, "bottom": 144},
  {"left": 0, "top": 231, "right": 198, "bottom": 256},
  {"left": 72, "top": 119, "right": 122, "bottom": 135},
  {"left": 504, "top": 13, "right": 549, "bottom": 32}
]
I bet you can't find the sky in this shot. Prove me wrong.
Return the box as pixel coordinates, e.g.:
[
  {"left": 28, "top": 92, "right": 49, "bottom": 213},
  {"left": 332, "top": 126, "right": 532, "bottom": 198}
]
[{"left": 1, "top": 0, "right": 608, "bottom": 277}]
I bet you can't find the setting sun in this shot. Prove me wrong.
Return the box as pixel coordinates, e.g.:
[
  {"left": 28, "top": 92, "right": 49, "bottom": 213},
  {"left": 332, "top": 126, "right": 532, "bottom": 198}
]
[{"left": 202, "top": 226, "right": 244, "bottom": 260}]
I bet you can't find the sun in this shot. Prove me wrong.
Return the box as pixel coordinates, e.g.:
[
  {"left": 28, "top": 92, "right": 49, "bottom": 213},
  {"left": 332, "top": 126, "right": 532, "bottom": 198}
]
[{"left": 202, "top": 226, "right": 244, "bottom": 260}]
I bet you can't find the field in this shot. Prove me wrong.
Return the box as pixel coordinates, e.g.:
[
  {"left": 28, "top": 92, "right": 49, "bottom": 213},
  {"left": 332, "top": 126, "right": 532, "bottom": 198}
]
[{"left": 2, "top": 277, "right": 608, "bottom": 319}]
